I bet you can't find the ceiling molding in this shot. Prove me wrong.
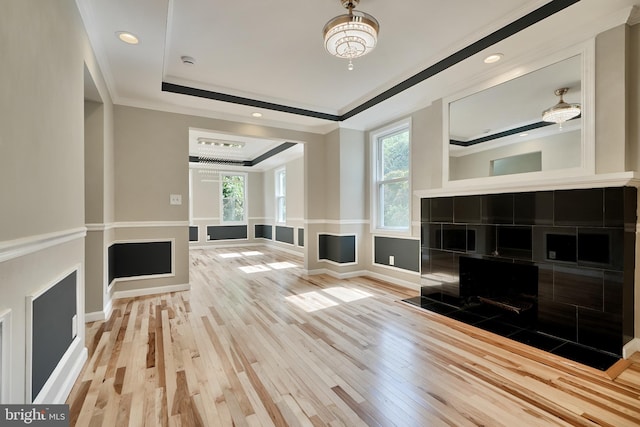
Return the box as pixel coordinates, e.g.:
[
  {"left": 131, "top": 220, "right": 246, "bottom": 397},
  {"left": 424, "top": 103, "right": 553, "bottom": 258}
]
[
  {"left": 162, "top": 83, "right": 341, "bottom": 122},
  {"left": 190, "top": 142, "right": 297, "bottom": 168},
  {"left": 162, "top": 0, "right": 581, "bottom": 122},
  {"left": 628, "top": 5, "right": 640, "bottom": 25}
]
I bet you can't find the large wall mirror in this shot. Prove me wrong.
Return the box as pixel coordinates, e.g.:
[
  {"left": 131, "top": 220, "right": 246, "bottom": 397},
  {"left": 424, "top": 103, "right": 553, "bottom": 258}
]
[{"left": 443, "top": 43, "right": 594, "bottom": 186}]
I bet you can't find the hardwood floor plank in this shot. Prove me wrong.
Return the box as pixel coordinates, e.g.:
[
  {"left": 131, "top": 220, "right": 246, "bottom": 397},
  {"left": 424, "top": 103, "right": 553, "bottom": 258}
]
[{"left": 67, "top": 247, "right": 640, "bottom": 426}]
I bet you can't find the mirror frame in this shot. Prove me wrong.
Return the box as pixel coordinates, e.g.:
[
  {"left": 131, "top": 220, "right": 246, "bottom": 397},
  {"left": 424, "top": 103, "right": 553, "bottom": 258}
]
[{"left": 442, "top": 40, "right": 595, "bottom": 189}]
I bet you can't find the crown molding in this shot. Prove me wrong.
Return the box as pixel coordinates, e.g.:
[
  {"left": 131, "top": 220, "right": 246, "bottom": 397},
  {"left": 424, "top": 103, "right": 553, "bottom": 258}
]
[{"left": 628, "top": 5, "right": 640, "bottom": 26}]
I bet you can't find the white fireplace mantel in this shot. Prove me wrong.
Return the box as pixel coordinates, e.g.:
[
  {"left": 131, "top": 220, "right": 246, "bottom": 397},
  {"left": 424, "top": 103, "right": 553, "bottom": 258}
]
[{"left": 415, "top": 172, "right": 640, "bottom": 199}]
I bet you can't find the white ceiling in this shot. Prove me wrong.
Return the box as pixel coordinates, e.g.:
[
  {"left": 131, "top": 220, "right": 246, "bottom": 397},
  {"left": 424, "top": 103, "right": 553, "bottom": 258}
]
[{"left": 77, "top": 0, "right": 639, "bottom": 166}]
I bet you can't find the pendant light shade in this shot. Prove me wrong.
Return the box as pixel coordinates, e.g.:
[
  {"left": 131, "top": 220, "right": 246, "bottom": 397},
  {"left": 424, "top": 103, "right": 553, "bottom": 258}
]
[
  {"left": 323, "top": 0, "right": 379, "bottom": 70},
  {"left": 542, "top": 87, "right": 581, "bottom": 125}
]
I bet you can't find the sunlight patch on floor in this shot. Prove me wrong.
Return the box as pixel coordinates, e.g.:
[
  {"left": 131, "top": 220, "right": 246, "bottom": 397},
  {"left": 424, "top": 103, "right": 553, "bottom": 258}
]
[
  {"left": 285, "top": 287, "right": 373, "bottom": 312},
  {"left": 285, "top": 292, "right": 339, "bottom": 312},
  {"left": 267, "top": 262, "right": 296, "bottom": 270},
  {"left": 219, "top": 252, "right": 242, "bottom": 259},
  {"left": 239, "top": 265, "right": 271, "bottom": 273},
  {"left": 323, "top": 287, "right": 373, "bottom": 302},
  {"left": 237, "top": 261, "right": 297, "bottom": 274}
]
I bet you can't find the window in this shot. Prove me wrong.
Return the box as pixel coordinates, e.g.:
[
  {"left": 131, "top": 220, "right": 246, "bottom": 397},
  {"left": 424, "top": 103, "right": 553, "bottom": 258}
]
[
  {"left": 221, "top": 173, "right": 247, "bottom": 223},
  {"left": 275, "top": 168, "right": 286, "bottom": 223},
  {"left": 372, "top": 119, "right": 411, "bottom": 232}
]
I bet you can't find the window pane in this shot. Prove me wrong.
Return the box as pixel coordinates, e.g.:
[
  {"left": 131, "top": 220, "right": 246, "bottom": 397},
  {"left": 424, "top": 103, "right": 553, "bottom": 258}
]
[
  {"left": 381, "top": 130, "right": 409, "bottom": 180},
  {"left": 277, "top": 197, "right": 286, "bottom": 223},
  {"left": 381, "top": 181, "right": 409, "bottom": 228},
  {"left": 223, "top": 198, "right": 244, "bottom": 222},
  {"left": 222, "top": 175, "right": 245, "bottom": 222},
  {"left": 276, "top": 170, "right": 286, "bottom": 196}
]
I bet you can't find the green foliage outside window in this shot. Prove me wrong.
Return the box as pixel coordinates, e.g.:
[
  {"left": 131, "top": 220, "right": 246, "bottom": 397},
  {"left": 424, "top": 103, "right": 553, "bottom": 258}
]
[
  {"left": 222, "top": 174, "right": 245, "bottom": 222},
  {"left": 379, "top": 129, "right": 409, "bottom": 228}
]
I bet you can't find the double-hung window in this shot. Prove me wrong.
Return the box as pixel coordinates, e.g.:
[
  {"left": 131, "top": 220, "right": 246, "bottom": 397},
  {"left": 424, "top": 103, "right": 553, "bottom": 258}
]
[
  {"left": 372, "top": 119, "right": 411, "bottom": 232},
  {"left": 221, "top": 173, "right": 247, "bottom": 223},
  {"left": 275, "top": 168, "right": 286, "bottom": 224}
]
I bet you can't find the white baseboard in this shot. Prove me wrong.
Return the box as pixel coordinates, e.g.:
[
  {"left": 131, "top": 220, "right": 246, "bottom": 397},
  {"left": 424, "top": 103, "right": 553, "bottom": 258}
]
[
  {"left": 84, "top": 311, "right": 104, "bottom": 323},
  {"left": 364, "top": 271, "right": 421, "bottom": 291},
  {"left": 189, "top": 242, "right": 262, "bottom": 250},
  {"left": 33, "top": 338, "right": 87, "bottom": 404},
  {"left": 52, "top": 346, "right": 87, "bottom": 404},
  {"left": 305, "top": 268, "right": 369, "bottom": 280},
  {"left": 84, "top": 298, "right": 113, "bottom": 323},
  {"left": 623, "top": 338, "right": 640, "bottom": 359},
  {"left": 112, "top": 283, "right": 191, "bottom": 300},
  {"left": 265, "top": 242, "right": 304, "bottom": 257}
]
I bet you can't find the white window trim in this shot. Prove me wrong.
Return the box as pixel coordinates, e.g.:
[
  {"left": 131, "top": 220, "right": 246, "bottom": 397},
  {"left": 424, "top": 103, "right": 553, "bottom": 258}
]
[
  {"left": 220, "top": 172, "right": 248, "bottom": 225},
  {"left": 370, "top": 117, "right": 412, "bottom": 236},
  {"left": 0, "top": 308, "right": 11, "bottom": 403},
  {"left": 275, "top": 167, "right": 286, "bottom": 224}
]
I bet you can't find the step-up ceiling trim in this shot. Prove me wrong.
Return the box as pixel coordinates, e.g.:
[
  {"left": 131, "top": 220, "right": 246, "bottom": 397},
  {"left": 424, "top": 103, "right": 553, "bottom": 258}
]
[{"left": 163, "top": 0, "right": 581, "bottom": 122}]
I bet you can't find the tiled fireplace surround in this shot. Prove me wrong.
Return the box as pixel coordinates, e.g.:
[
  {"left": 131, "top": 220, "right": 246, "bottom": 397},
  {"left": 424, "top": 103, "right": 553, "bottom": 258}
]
[{"left": 417, "top": 187, "right": 636, "bottom": 361}]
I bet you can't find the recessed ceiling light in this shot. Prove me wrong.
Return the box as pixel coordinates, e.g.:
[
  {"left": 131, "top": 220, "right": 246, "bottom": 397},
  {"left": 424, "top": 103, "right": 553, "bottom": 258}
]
[
  {"left": 519, "top": 133, "right": 529, "bottom": 137},
  {"left": 251, "top": 112, "right": 263, "bottom": 118},
  {"left": 197, "top": 138, "right": 245, "bottom": 148},
  {"left": 116, "top": 31, "right": 139, "bottom": 45},
  {"left": 483, "top": 53, "right": 503, "bottom": 64}
]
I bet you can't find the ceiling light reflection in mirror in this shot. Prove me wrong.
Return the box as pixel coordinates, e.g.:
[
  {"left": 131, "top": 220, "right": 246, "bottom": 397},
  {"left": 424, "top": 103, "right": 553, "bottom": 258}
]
[{"left": 448, "top": 55, "right": 582, "bottom": 182}]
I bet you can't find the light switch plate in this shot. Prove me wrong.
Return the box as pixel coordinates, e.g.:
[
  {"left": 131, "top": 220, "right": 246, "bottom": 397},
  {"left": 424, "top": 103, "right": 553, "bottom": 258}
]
[{"left": 170, "top": 194, "right": 182, "bottom": 205}]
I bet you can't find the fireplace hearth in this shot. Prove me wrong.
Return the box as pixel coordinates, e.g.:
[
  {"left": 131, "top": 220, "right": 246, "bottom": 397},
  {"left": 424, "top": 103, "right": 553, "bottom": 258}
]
[
  {"left": 413, "top": 186, "right": 637, "bottom": 371},
  {"left": 459, "top": 256, "right": 538, "bottom": 315}
]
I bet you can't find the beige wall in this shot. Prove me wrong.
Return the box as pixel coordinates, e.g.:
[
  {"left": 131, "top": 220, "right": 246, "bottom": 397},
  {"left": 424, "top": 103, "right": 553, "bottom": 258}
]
[
  {"left": 305, "top": 136, "right": 329, "bottom": 222},
  {"left": 114, "top": 107, "right": 190, "bottom": 222},
  {"left": 0, "top": 0, "right": 114, "bottom": 403},
  {"left": 339, "top": 128, "right": 366, "bottom": 221},
  {"left": 324, "top": 129, "right": 342, "bottom": 221},
  {"left": 595, "top": 25, "right": 629, "bottom": 174},
  {"left": 1, "top": 1, "right": 84, "bottom": 242},
  {"left": 629, "top": 24, "right": 640, "bottom": 172},
  {"left": 410, "top": 101, "right": 444, "bottom": 231},
  {"left": 285, "top": 156, "right": 305, "bottom": 221}
]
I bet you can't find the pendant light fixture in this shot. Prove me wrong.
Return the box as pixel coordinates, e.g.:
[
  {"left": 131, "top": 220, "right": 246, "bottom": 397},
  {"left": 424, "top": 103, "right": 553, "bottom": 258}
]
[
  {"left": 323, "top": 0, "right": 379, "bottom": 71},
  {"left": 542, "top": 87, "right": 581, "bottom": 128}
]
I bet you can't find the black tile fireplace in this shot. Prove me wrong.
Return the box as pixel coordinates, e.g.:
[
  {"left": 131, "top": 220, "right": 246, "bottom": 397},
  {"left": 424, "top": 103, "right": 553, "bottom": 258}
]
[
  {"left": 409, "top": 186, "right": 636, "bottom": 370},
  {"left": 459, "top": 256, "right": 538, "bottom": 314}
]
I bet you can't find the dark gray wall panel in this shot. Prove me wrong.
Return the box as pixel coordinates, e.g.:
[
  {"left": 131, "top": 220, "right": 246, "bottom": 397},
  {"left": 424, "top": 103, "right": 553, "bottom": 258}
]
[
  {"left": 32, "top": 271, "right": 77, "bottom": 401},
  {"left": 207, "top": 225, "right": 247, "bottom": 240},
  {"left": 318, "top": 234, "right": 356, "bottom": 263},
  {"left": 189, "top": 226, "right": 199, "bottom": 242},
  {"left": 109, "top": 241, "right": 172, "bottom": 281},
  {"left": 298, "top": 228, "right": 304, "bottom": 247},
  {"left": 255, "top": 224, "right": 272, "bottom": 240},
  {"left": 276, "top": 226, "right": 294, "bottom": 244},
  {"left": 374, "top": 236, "right": 420, "bottom": 272}
]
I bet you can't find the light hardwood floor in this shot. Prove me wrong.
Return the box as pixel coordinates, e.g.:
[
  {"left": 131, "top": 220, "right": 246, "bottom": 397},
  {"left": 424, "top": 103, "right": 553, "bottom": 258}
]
[{"left": 67, "top": 247, "right": 640, "bottom": 426}]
